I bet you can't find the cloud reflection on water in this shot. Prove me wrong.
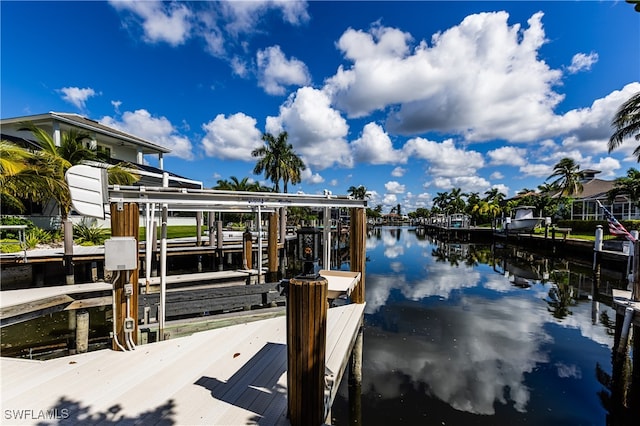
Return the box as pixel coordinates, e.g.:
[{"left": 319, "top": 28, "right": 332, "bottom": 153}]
[{"left": 364, "top": 296, "right": 551, "bottom": 414}]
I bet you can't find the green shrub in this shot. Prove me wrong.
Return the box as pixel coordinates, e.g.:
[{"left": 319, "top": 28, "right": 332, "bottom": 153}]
[
  {"left": 0, "top": 240, "right": 22, "bottom": 253},
  {"left": 556, "top": 219, "right": 640, "bottom": 234},
  {"left": 74, "top": 221, "right": 109, "bottom": 246},
  {"left": 0, "top": 216, "right": 35, "bottom": 240},
  {"left": 24, "top": 227, "right": 57, "bottom": 249}
]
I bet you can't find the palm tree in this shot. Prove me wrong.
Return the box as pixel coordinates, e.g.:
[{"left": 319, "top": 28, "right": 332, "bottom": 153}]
[
  {"left": 432, "top": 191, "right": 449, "bottom": 212},
  {"left": 0, "top": 140, "right": 66, "bottom": 212},
  {"left": 607, "top": 168, "right": 640, "bottom": 207},
  {"left": 609, "top": 91, "right": 640, "bottom": 161},
  {"left": 348, "top": 185, "right": 369, "bottom": 200},
  {"left": 23, "top": 123, "right": 139, "bottom": 218},
  {"left": 252, "top": 131, "right": 306, "bottom": 193},
  {"left": 448, "top": 188, "right": 467, "bottom": 213},
  {"left": 483, "top": 188, "right": 506, "bottom": 204},
  {"left": 537, "top": 182, "right": 559, "bottom": 195},
  {"left": 214, "top": 176, "right": 263, "bottom": 192},
  {"left": 548, "top": 158, "right": 584, "bottom": 196}
]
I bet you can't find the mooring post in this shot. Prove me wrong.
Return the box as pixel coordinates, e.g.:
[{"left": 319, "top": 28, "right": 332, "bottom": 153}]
[
  {"left": 348, "top": 322, "right": 363, "bottom": 426},
  {"left": 76, "top": 310, "right": 89, "bottom": 354},
  {"left": 287, "top": 275, "right": 328, "bottom": 426},
  {"left": 216, "top": 220, "right": 224, "bottom": 271},
  {"left": 280, "top": 207, "right": 287, "bottom": 275},
  {"left": 110, "top": 202, "right": 140, "bottom": 350},
  {"left": 243, "top": 230, "right": 253, "bottom": 270},
  {"left": 64, "top": 219, "right": 74, "bottom": 285},
  {"left": 267, "top": 211, "right": 279, "bottom": 282},
  {"left": 350, "top": 208, "right": 367, "bottom": 303},
  {"left": 196, "top": 211, "right": 203, "bottom": 247},
  {"left": 151, "top": 221, "right": 158, "bottom": 277},
  {"left": 633, "top": 239, "right": 640, "bottom": 302},
  {"left": 593, "top": 225, "right": 603, "bottom": 293}
]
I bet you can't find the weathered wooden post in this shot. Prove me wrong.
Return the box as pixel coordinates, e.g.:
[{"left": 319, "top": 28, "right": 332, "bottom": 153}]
[
  {"left": 350, "top": 207, "right": 367, "bottom": 304},
  {"left": 280, "top": 207, "right": 287, "bottom": 275},
  {"left": 348, "top": 322, "right": 363, "bottom": 426},
  {"left": 110, "top": 202, "right": 139, "bottom": 350},
  {"left": 216, "top": 220, "right": 224, "bottom": 271},
  {"left": 287, "top": 275, "right": 328, "bottom": 426},
  {"left": 151, "top": 221, "right": 158, "bottom": 277},
  {"left": 64, "top": 219, "right": 74, "bottom": 285},
  {"left": 243, "top": 230, "right": 253, "bottom": 269},
  {"left": 196, "top": 211, "right": 203, "bottom": 247},
  {"left": 634, "top": 239, "right": 640, "bottom": 302},
  {"left": 593, "top": 225, "right": 603, "bottom": 293},
  {"left": 267, "top": 211, "right": 279, "bottom": 282},
  {"left": 75, "top": 310, "right": 89, "bottom": 354}
]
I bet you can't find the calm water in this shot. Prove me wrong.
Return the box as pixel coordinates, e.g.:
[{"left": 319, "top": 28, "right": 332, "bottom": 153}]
[{"left": 332, "top": 226, "right": 634, "bottom": 425}]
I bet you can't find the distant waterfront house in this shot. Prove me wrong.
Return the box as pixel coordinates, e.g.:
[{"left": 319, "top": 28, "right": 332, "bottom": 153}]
[
  {"left": 568, "top": 169, "right": 639, "bottom": 221},
  {"left": 1, "top": 112, "right": 202, "bottom": 228}
]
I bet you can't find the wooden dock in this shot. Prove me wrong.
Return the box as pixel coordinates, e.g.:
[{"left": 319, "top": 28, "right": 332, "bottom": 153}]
[
  {"left": 612, "top": 289, "right": 640, "bottom": 326},
  {"left": 0, "top": 303, "right": 365, "bottom": 425}
]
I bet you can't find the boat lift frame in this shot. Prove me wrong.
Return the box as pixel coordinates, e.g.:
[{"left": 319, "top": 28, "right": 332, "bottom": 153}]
[{"left": 66, "top": 165, "right": 367, "bottom": 340}]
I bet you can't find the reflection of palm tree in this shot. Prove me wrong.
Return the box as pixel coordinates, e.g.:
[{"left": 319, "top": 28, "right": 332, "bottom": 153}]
[{"left": 546, "top": 271, "right": 576, "bottom": 319}]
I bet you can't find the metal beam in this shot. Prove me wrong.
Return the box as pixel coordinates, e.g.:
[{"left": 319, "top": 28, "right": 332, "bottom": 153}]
[{"left": 108, "top": 186, "right": 367, "bottom": 211}]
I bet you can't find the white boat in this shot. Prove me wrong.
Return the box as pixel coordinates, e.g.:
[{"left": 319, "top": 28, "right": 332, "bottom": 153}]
[{"left": 505, "top": 206, "right": 543, "bottom": 232}]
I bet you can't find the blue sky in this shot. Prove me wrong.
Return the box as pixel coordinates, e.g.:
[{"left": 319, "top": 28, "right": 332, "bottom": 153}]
[{"left": 2, "top": 1, "right": 639, "bottom": 212}]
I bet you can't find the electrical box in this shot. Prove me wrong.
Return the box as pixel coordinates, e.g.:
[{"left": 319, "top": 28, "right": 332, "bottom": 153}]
[
  {"left": 124, "top": 318, "right": 135, "bottom": 331},
  {"left": 104, "top": 237, "right": 138, "bottom": 271}
]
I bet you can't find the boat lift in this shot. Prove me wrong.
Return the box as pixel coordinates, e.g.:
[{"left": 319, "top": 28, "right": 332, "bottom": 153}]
[{"left": 65, "top": 165, "right": 367, "bottom": 342}]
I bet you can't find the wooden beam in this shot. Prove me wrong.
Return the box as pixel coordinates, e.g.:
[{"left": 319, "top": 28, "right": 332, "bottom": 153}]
[
  {"left": 268, "top": 211, "right": 279, "bottom": 282},
  {"left": 110, "top": 202, "right": 140, "bottom": 350},
  {"left": 349, "top": 208, "right": 366, "bottom": 304}
]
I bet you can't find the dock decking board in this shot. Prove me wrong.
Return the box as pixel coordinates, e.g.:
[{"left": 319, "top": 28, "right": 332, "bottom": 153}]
[{"left": 1, "top": 303, "right": 364, "bottom": 425}]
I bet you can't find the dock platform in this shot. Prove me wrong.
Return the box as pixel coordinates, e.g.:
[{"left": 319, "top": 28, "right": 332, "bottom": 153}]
[{"left": 0, "top": 302, "right": 365, "bottom": 425}]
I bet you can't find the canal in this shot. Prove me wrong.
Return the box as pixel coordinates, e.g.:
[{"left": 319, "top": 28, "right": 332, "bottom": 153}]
[{"left": 332, "top": 226, "right": 636, "bottom": 425}]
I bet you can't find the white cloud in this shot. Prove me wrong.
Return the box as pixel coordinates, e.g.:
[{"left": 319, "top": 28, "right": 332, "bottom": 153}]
[
  {"left": 100, "top": 109, "right": 194, "bottom": 160},
  {"left": 385, "top": 181, "right": 406, "bottom": 194},
  {"left": 256, "top": 45, "right": 311, "bottom": 95},
  {"left": 551, "top": 82, "right": 640, "bottom": 154},
  {"left": 326, "top": 12, "right": 566, "bottom": 144},
  {"left": 391, "top": 166, "right": 406, "bottom": 177},
  {"left": 301, "top": 168, "right": 325, "bottom": 184},
  {"left": 403, "top": 138, "right": 484, "bottom": 177},
  {"left": 519, "top": 163, "right": 552, "bottom": 178},
  {"left": 352, "top": 122, "right": 404, "bottom": 164},
  {"left": 266, "top": 87, "right": 353, "bottom": 169},
  {"left": 487, "top": 146, "right": 527, "bottom": 166},
  {"left": 201, "top": 113, "right": 262, "bottom": 160},
  {"left": 110, "top": 1, "right": 193, "bottom": 46},
  {"left": 220, "top": 0, "right": 309, "bottom": 36},
  {"left": 230, "top": 56, "right": 249, "bottom": 77},
  {"left": 382, "top": 193, "right": 398, "bottom": 206},
  {"left": 58, "top": 87, "right": 96, "bottom": 109},
  {"left": 490, "top": 171, "right": 504, "bottom": 180},
  {"left": 567, "top": 52, "right": 598, "bottom": 74}
]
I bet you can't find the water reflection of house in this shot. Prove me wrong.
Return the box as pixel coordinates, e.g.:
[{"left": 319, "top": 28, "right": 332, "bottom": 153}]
[{"left": 1, "top": 112, "right": 202, "bottom": 229}]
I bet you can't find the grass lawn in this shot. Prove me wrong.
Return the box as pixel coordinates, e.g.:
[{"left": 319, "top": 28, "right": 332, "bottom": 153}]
[{"left": 138, "top": 226, "right": 206, "bottom": 240}]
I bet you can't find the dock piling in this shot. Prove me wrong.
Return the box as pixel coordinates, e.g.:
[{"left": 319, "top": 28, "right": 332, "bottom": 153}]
[
  {"left": 287, "top": 275, "right": 328, "bottom": 426},
  {"left": 76, "top": 310, "right": 89, "bottom": 353}
]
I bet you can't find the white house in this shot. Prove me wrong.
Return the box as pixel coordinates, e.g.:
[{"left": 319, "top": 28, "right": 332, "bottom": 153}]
[{"left": 1, "top": 112, "right": 202, "bottom": 228}]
